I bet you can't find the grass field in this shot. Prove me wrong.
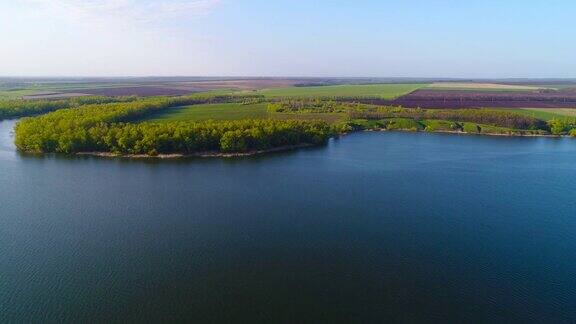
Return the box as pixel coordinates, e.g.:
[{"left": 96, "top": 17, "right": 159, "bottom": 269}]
[
  {"left": 248, "top": 84, "right": 426, "bottom": 98},
  {"left": 494, "top": 108, "right": 576, "bottom": 121},
  {"left": 142, "top": 103, "right": 347, "bottom": 124},
  {"left": 523, "top": 108, "right": 576, "bottom": 118},
  {"left": 144, "top": 103, "right": 270, "bottom": 122},
  {"left": 426, "top": 82, "right": 545, "bottom": 92}
]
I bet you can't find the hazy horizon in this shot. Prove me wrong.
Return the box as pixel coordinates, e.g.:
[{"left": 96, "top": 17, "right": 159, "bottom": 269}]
[{"left": 1, "top": 0, "right": 575, "bottom": 78}]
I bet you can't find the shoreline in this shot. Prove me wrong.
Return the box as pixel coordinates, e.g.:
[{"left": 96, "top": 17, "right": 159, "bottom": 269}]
[
  {"left": 25, "top": 129, "right": 572, "bottom": 160},
  {"left": 76, "top": 143, "right": 315, "bottom": 159},
  {"left": 364, "top": 128, "right": 566, "bottom": 138}
]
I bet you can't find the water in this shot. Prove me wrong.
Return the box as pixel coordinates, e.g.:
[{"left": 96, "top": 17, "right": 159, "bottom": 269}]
[{"left": 1, "top": 119, "right": 575, "bottom": 323}]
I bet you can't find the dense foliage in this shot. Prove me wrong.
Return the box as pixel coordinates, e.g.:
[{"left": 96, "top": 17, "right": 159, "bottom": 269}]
[
  {"left": 547, "top": 118, "right": 576, "bottom": 135},
  {"left": 15, "top": 95, "right": 332, "bottom": 155},
  {"left": 0, "top": 96, "right": 139, "bottom": 120}
]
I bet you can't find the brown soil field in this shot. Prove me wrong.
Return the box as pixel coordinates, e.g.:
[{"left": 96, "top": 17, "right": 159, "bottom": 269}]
[{"left": 357, "top": 89, "right": 576, "bottom": 109}]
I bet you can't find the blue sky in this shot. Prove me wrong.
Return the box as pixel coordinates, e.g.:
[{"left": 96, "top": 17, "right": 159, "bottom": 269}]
[{"left": 0, "top": 0, "right": 574, "bottom": 77}]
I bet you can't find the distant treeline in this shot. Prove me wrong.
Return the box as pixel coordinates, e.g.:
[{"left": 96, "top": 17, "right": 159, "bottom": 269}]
[{"left": 15, "top": 95, "right": 331, "bottom": 155}]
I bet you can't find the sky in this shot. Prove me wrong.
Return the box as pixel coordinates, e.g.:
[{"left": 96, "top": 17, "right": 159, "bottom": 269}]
[{"left": 0, "top": 0, "right": 575, "bottom": 78}]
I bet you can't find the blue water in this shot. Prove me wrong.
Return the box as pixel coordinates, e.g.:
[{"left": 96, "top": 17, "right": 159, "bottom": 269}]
[{"left": 1, "top": 119, "right": 575, "bottom": 323}]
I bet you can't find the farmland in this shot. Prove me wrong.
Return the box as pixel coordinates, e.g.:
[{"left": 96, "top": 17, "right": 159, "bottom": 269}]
[
  {"left": 6, "top": 78, "right": 396, "bottom": 100},
  {"left": 0, "top": 78, "right": 305, "bottom": 100},
  {"left": 143, "top": 103, "right": 270, "bottom": 122},
  {"left": 357, "top": 88, "right": 576, "bottom": 109},
  {"left": 250, "top": 84, "right": 426, "bottom": 98},
  {"left": 5, "top": 78, "right": 576, "bottom": 112}
]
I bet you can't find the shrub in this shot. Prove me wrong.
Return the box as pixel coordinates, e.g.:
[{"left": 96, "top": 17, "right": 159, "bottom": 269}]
[
  {"left": 422, "top": 119, "right": 461, "bottom": 132},
  {"left": 385, "top": 118, "right": 423, "bottom": 131},
  {"left": 462, "top": 123, "right": 481, "bottom": 133},
  {"left": 548, "top": 119, "right": 575, "bottom": 135}
]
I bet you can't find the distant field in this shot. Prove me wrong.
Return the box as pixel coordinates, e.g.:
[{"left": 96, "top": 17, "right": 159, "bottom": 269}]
[
  {"left": 0, "top": 89, "right": 42, "bottom": 100},
  {"left": 249, "top": 84, "right": 426, "bottom": 98},
  {"left": 426, "top": 82, "right": 544, "bottom": 91},
  {"left": 494, "top": 108, "right": 576, "bottom": 121},
  {"left": 142, "top": 103, "right": 346, "bottom": 124},
  {"left": 524, "top": 108, "right": 576, "bottom": 117}
]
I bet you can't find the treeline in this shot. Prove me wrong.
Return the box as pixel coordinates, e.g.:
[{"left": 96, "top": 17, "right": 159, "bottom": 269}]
[
  {"left": 350, "top": 107, "right": 548, "bottom": 130},
  {"left": 0, "top": 96, "right": 139, "bottom": 120},
  {"left": 345, "top": 118, "right": 549, "bottom": 136},
  {"left": 15, "top": 94, "right": 331, "bottom": 155},
  {"left": 16, "top": 119, "right": 332, "bottom": 155}
]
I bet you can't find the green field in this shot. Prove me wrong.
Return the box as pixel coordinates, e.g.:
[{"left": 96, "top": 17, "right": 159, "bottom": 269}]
[
  {"left": 248, "top": 83, "right": 426, "bottom": 98},
  {"left": 494, "top": 108, "right": 576, "bottom": 121},
  {"left": 143, "top": 103, "right": 269, "bottom": 122},
  {"left": 142, "top": 102, "right": 347, "bottom": 124}
]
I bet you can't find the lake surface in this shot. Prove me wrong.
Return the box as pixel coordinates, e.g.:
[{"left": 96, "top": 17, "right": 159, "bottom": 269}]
[{"left": 1, "top": 119, "right": 575, "bottom": 323}]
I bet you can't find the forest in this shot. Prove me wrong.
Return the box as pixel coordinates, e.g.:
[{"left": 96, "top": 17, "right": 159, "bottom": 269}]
[{"left": 14, "top": 95, "right": 332, "bottom": 155}]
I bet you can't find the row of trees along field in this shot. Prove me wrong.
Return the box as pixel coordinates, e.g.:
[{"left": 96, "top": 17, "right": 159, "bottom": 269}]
[
  {"left": 348, "top": 106, "right": 548, "bottom": 130},
  {"left": 0, "top": 96, "right": 140, "bottom": 120},
  {"left": 14, "top": 95, "right": 332, "bottom": 155}
]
